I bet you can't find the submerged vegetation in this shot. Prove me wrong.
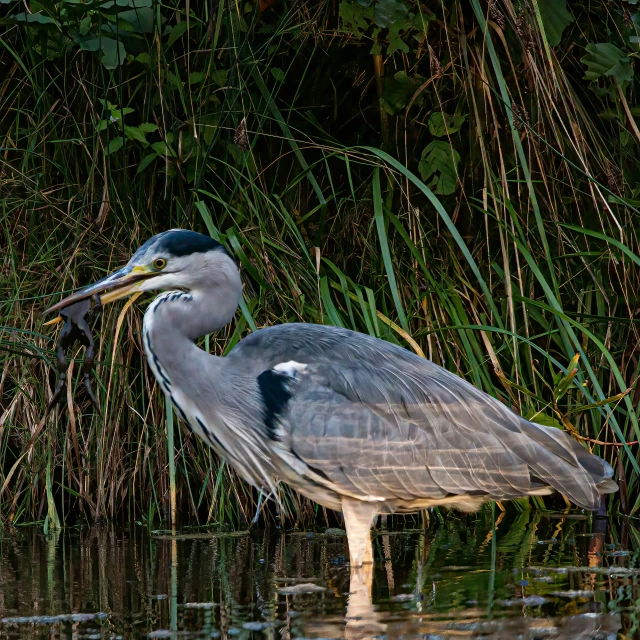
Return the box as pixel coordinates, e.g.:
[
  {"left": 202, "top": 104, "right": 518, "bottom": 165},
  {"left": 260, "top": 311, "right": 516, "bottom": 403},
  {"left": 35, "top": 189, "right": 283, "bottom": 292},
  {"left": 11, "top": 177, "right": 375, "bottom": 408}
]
[{"left": 1, "top": 0, "right": 640, "bottom": 527}]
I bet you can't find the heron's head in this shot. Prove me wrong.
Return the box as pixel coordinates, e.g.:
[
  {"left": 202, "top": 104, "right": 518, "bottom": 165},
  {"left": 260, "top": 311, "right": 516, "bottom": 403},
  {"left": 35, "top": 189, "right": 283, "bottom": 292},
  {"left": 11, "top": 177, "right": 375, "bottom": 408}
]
[{"left": 45, "top": 229, "right": 240, "bottom": 316}]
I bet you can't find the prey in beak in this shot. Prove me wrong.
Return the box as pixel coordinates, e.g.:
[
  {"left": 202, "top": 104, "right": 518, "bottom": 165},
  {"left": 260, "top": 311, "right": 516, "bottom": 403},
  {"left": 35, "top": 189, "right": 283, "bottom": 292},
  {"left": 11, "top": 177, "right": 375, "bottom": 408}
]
[
  {"left": 42, "top": 264, "right": 156, "bottom": 417},
  {"left": 44, "top": 264, "right": 157, "bottom": 317}
]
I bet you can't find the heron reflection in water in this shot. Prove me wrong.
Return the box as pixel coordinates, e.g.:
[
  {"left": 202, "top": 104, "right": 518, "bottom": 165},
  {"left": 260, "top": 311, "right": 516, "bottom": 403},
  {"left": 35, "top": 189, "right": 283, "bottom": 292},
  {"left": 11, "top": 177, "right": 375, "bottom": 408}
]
[{"left": 46, "top": 229, "right": 617, "bottom": 636}]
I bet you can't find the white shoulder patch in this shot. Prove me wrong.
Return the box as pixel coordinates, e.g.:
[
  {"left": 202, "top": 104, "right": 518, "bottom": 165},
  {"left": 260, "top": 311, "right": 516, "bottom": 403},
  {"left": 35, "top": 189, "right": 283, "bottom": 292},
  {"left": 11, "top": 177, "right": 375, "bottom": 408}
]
[{"left": 274, "top": 361, "right": 308, "bottom": 376}]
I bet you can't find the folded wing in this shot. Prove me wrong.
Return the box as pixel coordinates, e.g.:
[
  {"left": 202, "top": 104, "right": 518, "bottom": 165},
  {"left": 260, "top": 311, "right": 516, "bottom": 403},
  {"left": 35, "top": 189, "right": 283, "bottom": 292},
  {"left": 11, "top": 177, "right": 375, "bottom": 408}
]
[{"left": 231, "top": 324, "right": 616, "bottom": 510}]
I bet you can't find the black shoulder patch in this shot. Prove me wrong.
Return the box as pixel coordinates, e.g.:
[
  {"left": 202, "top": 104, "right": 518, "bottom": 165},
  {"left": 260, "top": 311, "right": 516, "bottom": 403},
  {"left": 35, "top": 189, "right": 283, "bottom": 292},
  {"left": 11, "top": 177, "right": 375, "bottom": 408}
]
[
  {"left": 257, "top": 370, "right": 293, "bottom": 441},
  {"left": 159, "top": 230, "right": 231, "bottom": 258}
]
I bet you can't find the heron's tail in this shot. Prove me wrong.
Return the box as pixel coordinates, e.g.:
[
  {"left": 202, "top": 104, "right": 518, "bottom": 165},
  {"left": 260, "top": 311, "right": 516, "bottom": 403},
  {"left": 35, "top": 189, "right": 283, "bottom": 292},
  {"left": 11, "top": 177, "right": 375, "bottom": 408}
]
[
  {"left": 519, "top": 420, "right": 618, "bottom": 510},
  {"left": 566, "top": 436, "right": 618, "bottom": 496}
]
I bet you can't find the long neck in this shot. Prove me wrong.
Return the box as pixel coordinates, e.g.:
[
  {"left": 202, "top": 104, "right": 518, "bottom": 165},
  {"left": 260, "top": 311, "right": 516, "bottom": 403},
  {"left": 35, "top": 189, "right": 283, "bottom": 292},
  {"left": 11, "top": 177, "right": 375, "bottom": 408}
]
[
  {"left": 141, "top": 287, "right": 238, "bottom": 398},
  {"left": 141, "top": 287, "right": 275, "bottom": 489},
  {"left": 148, "top": 287, "right": 239, "bottom": 342}
]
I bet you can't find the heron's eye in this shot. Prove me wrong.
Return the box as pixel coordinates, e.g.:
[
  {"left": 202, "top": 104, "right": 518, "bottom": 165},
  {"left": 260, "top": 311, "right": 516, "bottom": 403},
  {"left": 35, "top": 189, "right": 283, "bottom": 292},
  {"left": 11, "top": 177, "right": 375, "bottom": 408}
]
[{"left": 153, "top": 258, "right": 167, "bottom": 270}]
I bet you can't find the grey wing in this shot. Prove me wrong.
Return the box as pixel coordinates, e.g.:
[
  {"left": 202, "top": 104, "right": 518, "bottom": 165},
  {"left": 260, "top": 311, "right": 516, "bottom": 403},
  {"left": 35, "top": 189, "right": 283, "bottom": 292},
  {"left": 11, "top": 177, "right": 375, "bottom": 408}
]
[{"left": 236, "top": 325, "right": 616, "bottom": 511}]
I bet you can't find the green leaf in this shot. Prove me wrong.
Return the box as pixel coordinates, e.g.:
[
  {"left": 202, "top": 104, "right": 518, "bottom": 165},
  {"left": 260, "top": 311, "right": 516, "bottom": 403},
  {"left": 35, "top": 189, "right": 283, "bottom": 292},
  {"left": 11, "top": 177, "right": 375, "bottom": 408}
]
[
  {"left": 151, "top": 141, "right": 175, "bottom": 157},
  {"left": 271, "top": 67, "right": 286, "bottom": 83},
  {"left": 428, "top": 111, "right": 467, "bottom": 137},
  {"left": 105, "top": 136, "right": 124, "bottom": 155},
  {"left": 581, "top": 43, "right": 634, "bottom": 85},
  {"left": 211, "top": 68, "right": 228, "bottom": 87},
  {"left": 8, "top": 11, "right": 58, "bottom": 25},
  {"left": 166, "top": 71, "right": 182, "bottom": 91},
  {"left": 137, "top": 153, "right": 157, "bottom": 173},
  {"left": 418, "top": 140, "right": 460, "bottom": 195},
  {"left": 78, "top": 37, "right": 101, "bottom": 53},
  {"left": 380, "top": 71, "right": 424, "bottom": 115},
  {"left": 79, "top": 15, "right": 91, "bottom": 35},
  {"left": 138, "top": 122, "right": 158, "bottom": 133},
  {"left": 136, "top": 52, "right": 150, "bottom": 64},
  {"left": 124, "top": 125, "right": 148, "bottom": 144},
  {"left": 189, "top": 71, "right": 205, "bottom": 85},
  {"left": 386, "top": 14, "right": 413, "bottom": 54},
  {"left": 339, "top": 0, "right": 374, "bottom": 38},
  {"left": 537, "top": 0, "right": 573, "bottom": 47},
  {"left": 166, "top": 20, "right": 187, "bottom": 47},
  {"left": 96, "top": 119, "right": 109, "bottom": 132},
  {"left": 525, "top": 409, "right": 564, "bottom": 429},
  {"left": 119, "top": 6, "right": 153, "bottom": 33},
  {"left": 201, "top": 114, "right": 219, "bottom": 145},
  {"left": 100, "top": 37, "right": 127, "bottom": 69},
  {"left": 373, "top": 0, "right": 408, "bottom": 28}
]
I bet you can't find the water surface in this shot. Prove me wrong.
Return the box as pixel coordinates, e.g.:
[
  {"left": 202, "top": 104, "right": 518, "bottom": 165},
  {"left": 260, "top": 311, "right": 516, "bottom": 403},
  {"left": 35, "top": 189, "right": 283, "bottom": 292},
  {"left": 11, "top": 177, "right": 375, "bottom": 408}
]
[{"left": 0, "top": 511, "right": 635, "bottom": 638}]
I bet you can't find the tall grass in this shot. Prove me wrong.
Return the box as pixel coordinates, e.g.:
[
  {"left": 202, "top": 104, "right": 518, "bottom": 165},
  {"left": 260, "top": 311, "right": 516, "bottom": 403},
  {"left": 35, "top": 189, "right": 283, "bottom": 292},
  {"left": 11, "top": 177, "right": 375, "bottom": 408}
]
[{"left": 1, "top": 0, "right": 640, "bottom": 525}]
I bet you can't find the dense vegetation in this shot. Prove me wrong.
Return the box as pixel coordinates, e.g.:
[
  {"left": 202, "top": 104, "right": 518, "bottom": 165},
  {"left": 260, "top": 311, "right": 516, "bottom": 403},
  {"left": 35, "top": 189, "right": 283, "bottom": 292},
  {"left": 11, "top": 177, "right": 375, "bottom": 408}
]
[{"left": 2, "top": 0, "right": 640, "bottom": 528}]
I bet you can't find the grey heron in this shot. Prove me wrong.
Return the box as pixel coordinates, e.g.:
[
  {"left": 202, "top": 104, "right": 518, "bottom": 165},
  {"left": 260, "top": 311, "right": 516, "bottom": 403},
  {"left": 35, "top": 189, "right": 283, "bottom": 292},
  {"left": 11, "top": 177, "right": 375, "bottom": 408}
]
[{"left": 46, "top": 229, "right": 618, "bottom": 567}]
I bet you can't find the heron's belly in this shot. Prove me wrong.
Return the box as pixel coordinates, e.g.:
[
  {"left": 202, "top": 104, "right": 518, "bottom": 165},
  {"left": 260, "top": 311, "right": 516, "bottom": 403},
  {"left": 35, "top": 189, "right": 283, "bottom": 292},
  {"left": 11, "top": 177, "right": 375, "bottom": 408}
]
[{"left": 277, "top": 471, "right": 343, "bottom": 512}]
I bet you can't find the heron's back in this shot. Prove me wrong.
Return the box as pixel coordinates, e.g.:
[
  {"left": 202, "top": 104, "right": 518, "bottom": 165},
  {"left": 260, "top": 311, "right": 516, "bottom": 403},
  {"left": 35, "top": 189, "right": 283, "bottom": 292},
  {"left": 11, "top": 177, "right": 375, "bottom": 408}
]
[{"left": 227, "top": 324, "right": 616, "bottom": 512}]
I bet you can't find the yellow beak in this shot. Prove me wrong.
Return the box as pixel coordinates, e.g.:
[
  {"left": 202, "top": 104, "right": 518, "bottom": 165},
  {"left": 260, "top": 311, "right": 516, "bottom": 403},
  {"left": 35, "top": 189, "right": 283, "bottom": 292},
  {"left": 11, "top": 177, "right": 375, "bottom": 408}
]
[{"left": 44, "top": 264, "right": 156, "bottom": 319}]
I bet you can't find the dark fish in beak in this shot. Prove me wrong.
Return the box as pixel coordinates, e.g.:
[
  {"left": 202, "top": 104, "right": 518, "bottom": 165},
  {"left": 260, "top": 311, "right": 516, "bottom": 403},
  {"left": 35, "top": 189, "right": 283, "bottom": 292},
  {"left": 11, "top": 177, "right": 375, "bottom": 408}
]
[
  {"left": 44, "top": 264, "right": 155, "bottom": 316},
  {"left": 43, "top": 295, "right": 102, "bottom": 419},
  {"left": 42, "top": 263, "right": 154, "bottom": 418}
]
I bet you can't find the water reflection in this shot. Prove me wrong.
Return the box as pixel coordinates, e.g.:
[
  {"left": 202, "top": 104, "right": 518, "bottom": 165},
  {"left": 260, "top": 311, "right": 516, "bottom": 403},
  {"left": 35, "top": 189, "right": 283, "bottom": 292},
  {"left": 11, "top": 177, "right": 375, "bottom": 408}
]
[{"left": 0, "top": 511, "right": 636, "bottom": 638}]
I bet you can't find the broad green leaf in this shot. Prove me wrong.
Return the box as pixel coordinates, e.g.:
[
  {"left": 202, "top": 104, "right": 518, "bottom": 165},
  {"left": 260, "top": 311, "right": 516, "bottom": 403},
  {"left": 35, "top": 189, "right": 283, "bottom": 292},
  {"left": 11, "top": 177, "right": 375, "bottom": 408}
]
[
  {"left": 418, "top": 140, "right": 460, "bottom": 195},
  {"left": 136, "top": 153, "right": 157, "bottom": 173},
  {"left": 387, "top": 14, "right": 413, "bottom": 54},
  {"left": 373, "top": 0, "right": 408, "bottom": 28},
  {"left": 79, "top": 37, "right": 101, "bottom": 52},
  {"left": 124, "top": 125, "right": 148, "bottom": 144},
  {"left": 111, "top": 107, "right": 134, "bottom": 119},
  {"left": 166, "top": 21, "right": 187, "bottom": 47},
  {"left": 582, "top": 43, "right": 633, "bottom": 85},
  {"left": 537, "top": 0, "right": 573, "bottom": 47},
  {"left": 189, "top": 71, "right": 205, "bottom": 85},
  {"left": 339, "top": 0, "right": 373, "bottom": 38},
  {"left": 137, "top": 122, "right": 158, "bottom": 133},
  {"left": 105, "top": 136, "right": 124, "bottom": 155},
  {"left": 381, "top": 71, "right": 424, "bottom": 114},
  {"left": 79, "top": 16, "right": 91, "bottom": 35},
  {"left": 100, "top": 37, "right": 126, "bottom": 69},
  {"left": 166, "top": 71, "right": 182, "bottom": 91},
  {"left": 119, "top": 7, "right": 153, "bottom": 33},
  {"left": 211, "top": 69, "right": 228, "bottom": 87},
  {"left": 151, "top": 141, "right": 175, "bottom": 157},
  {"left": 8, "top": 11, "right": 58, "bottom": 25},
  {"left": 525, "top": 409, "right": 564, "bottom": 429},
  {"left": 271, "top": 67, "right": 285, "bottom": 83},
  {"left": 136, "top": 52, "right": 150, "bottom": 64},
  {"left": 201, "top": 114, "right": 219, "bottom": 145},
  {"left": 428, "top": 111, "right": 466, "bottom": 137}
]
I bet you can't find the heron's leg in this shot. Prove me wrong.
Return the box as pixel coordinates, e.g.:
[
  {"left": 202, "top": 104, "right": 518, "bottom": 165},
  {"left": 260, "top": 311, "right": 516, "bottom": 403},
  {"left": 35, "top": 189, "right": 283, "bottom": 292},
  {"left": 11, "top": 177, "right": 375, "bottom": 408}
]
[{"left": 341, "top": 498, "right": 378, "bottom": 567}]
